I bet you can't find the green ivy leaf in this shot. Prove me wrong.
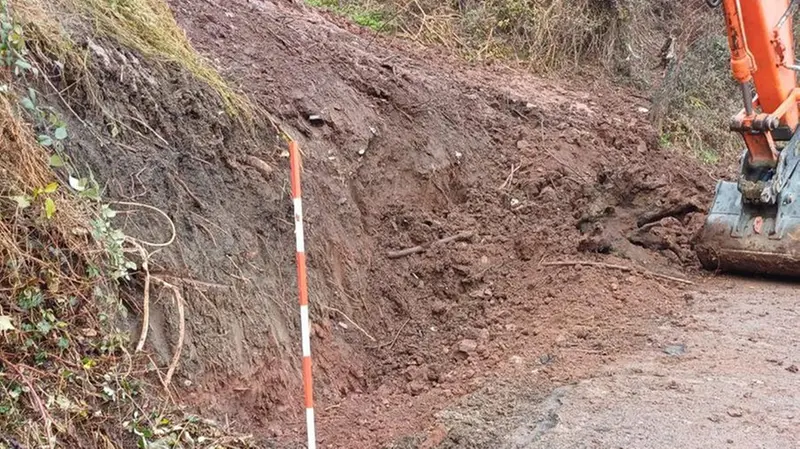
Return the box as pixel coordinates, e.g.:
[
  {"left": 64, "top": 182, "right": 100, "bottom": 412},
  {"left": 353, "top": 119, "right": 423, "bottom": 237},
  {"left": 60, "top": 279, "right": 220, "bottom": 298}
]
[
  {"left": 14, "top": 59, "right": 32, "bottom": 71},
  {"left": 20, "top": 97, "right": 35, "bottom": 110},
  {"left": 43, "top": 182, "right": 58, "bottom": 193},
  {"left": 80, "top": 187, "right": 101, "bottom": 201},
  {"left": 54, "top": 126, "right": 67, "bottom": 140},
  {"left": 37, "top": 134, "right": 53, "bottom": 146},
  {"left": 44, "top": 198, "right": 56, "bottom": 219},
  {"left": 49, "top": 154, "right": 65, "bottom": 167},
  {"left": 36, "top": 319, "right": 53, "bottom": 335}
]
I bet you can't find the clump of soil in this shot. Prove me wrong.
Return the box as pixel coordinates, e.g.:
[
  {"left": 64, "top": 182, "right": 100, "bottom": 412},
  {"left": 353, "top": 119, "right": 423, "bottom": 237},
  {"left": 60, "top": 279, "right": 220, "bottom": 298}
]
[{"left": 29, "top": 0, "right": 727, "bottom": 447}]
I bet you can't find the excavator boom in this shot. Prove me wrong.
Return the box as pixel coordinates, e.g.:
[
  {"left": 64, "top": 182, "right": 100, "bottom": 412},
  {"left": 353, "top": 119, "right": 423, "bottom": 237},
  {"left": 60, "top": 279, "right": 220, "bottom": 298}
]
[{"left": 695, "top": 0, "right": 800, "bottom": 276}]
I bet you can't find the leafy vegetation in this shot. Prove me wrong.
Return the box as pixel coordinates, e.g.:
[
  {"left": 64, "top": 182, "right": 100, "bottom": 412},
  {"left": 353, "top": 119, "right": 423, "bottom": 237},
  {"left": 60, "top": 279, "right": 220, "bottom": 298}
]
[
  {"left": 305, "top": 0, "right": 391, "bottom": 31},
  {"left": 306, "top": 0, "right": 745, "bottom": 163},
  {"left": 0, "top": 2, "right": 255, "bottom": 447}
]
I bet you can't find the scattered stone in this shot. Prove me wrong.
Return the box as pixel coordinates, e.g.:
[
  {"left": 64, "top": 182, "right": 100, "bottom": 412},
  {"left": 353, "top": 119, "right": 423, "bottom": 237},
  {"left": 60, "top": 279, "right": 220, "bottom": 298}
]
[
  {"left": 407, "top": 380, "right": 427, "bottom": 395},
  {"left": 539, "top": 353, "right": 554, "bottom": 365},
  {"left": 610, "top": 282, "right": 619, "bottom": 291},
  {"left": 577, "top": 236, "right": 613, "bottom": 254},
  {"left": 431, "top": 301, "right": 447, "bottom": 315},
  {"left": 308, "top": 114, "right": 324, "bottom": 125},
  {"left": 727, "top": 409, "right": 743, "bottom": 418},
  {"left": 420, "top": 423, "right": 448, "bottom": 449},
  {"left": 787, "top": 364, "right": 799, "bottom": 373},
  {"left": 539, "top": 186, "right": 557, "bottom": 202},
  {"left": 457, "top": 339, "right": 478, "bottom": 355},
  {"left": 663, "top": 344, "right": 686, "bottom": 356}
]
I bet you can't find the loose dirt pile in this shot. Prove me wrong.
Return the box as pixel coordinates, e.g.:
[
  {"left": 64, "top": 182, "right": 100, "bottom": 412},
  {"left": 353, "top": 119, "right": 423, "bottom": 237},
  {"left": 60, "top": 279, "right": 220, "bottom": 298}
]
[
  {"left": 160, "top": 1, "right": 727, "bottom": 447},
  {"left": 17, "top": 0, "right": 735, "bottom": 447}
]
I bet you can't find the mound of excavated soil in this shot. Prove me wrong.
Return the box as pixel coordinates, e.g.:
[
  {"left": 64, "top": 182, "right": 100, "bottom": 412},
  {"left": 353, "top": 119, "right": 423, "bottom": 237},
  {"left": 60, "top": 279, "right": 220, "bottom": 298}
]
[{"left": 44, "top": 0, "right": 729, "bottom": 447}]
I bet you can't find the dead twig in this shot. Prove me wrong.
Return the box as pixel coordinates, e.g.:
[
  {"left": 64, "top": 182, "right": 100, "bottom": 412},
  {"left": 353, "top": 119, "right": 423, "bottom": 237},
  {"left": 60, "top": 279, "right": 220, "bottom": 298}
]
[
  {"left": 387, "top": 230, "right": 475, "bottom": 259},
  {"left": 127, "top": 239, "right": 151, "bottom": 353},
  {"left": 540, "top": 260, "right": 694, "bottom": 285},
  {"left": 0, "top": 357, "right": 55, "bottom": 448},
  {"left": 499, "top": 163, "right": 521, "bottom": 190},
  {"left": 322, "top": 306, "right": 376, "bottom": 342},
  {"left": 151, "top": 277, "right": 185, "bottom": 390},
  {"left": 170, "top": 172, "right": 207, "bottom": 210},
  {"left": 371, "top": 318, "right": 411, "bottom": 350},
  {"left": 113, "top": 201, "right": 176, "bottom": 248}
]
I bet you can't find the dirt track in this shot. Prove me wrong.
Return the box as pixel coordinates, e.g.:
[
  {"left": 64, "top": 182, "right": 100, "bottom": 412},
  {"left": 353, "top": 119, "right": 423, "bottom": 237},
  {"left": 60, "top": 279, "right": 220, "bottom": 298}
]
[
  {"left": 121, "top": 1, "right": 800, "bottom": 447},
  {"left": 433, "top": 277, "right": 800, "bottom": 448}
]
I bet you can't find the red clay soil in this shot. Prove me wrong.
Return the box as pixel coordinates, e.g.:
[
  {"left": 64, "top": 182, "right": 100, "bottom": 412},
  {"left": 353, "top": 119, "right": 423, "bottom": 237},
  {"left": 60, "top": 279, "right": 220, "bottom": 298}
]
[{"left": 157, "top": 0, "right": 728, "bottom": 447}]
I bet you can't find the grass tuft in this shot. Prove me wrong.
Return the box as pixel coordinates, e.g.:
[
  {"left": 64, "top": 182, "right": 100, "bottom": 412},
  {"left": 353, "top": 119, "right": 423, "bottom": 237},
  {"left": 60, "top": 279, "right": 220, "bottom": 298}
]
[{"left": 15, "top": 0, "right": 251, "bottom": 117}]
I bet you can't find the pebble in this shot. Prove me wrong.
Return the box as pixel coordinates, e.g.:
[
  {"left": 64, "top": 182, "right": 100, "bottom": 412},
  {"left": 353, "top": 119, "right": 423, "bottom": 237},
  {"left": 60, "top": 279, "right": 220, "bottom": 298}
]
[{"left": 457, "top": 339, "right": 478, "bottom": 354}]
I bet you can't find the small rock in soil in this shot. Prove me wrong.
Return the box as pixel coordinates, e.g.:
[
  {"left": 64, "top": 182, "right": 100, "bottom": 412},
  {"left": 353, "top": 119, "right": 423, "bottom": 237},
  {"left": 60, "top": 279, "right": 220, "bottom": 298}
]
[
  {"left": 727, "top": 409, "right": 743, "bottom": 418},
  {"left": 663, "top": 344, "right": 686, "bottom": 356},
  {"left": 539, "top": 186, "right": 557, "bottom": 202},
  {"left": 431, "top": 300, "right": 447, "bottom": 315},
  {"left": 457, "top": 339, "right": 478, "bottom": 355},
  {"left": 577, "top": 236, "right": 613, "bottom": 253},
  {"left": 407, "top": 380, "right": 427, "bottom": 396}
]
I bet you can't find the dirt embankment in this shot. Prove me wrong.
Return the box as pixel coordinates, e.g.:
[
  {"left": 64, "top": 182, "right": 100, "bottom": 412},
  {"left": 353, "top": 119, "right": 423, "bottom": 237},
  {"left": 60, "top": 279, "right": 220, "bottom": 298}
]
[
  {"left": 33, "top": 0, "right": 728, "bottom": 447},
  {"left": 160, "top": 0, "right": 724, "bottom": 446}
]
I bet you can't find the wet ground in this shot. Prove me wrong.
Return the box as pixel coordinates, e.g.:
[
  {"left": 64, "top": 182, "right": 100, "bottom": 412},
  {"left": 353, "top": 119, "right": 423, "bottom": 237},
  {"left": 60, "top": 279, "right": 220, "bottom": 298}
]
[{"left": 435, "top": 277, "right": 800, "bottom": 448}]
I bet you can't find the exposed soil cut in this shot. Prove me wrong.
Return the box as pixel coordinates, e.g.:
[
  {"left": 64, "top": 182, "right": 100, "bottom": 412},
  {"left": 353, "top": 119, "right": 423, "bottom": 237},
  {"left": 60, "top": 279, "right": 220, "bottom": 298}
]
[{"left": 33, "top": 0, "right": 739, "bottom": 447}]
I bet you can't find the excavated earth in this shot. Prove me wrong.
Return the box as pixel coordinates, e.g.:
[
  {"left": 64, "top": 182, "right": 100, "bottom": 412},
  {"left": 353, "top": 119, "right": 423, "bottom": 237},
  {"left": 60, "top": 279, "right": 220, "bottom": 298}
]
[{"left": 41, "top": 0, "right": 800, "bottom": 447}]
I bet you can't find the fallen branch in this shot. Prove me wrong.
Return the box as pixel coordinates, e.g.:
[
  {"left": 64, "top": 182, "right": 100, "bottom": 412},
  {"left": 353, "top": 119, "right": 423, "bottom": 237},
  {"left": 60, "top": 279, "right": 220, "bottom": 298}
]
[
  {"left": 540, "top": 260, "right": 694, "bottom": 285},
  {"left": 387, "top": 231, "right": 475, "bottom": 259},
  {"left": 152, "top": 277, "right": 185, "bottom": 390}
]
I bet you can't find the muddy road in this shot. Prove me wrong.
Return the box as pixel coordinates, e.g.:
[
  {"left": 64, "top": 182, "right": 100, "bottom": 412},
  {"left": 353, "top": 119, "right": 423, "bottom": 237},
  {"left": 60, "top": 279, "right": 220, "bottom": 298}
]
[{"left": 433, "top": 277, "right": 800, "bottom": 449}]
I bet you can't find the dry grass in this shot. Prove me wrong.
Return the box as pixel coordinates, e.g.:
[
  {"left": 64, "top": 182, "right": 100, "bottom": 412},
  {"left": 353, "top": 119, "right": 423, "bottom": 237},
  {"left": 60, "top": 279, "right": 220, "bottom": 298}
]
[
  {"left": 0, "top": 1, "right": 257, "bottom": 446},
  {"left": 339, "top": 0, "right": 624, "bottom": 71},
  {"left": 0, "top": 84, "right": 114, "bottom": 448},
  {"left": 14, "top": 0, "right": 251, "bottom": 117},
  {"left": 325, "top": 0, "right": 740, "bottom": 161}
]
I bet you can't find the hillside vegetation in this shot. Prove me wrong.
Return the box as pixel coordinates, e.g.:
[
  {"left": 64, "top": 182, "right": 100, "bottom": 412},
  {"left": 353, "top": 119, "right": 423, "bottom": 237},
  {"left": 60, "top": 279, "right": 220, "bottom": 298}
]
[
  {"left": 1, "top": 0, "right": 255, "bottom": 447},
  {"left": 307, "top": 0, "right": 749, "bottom": 162}
]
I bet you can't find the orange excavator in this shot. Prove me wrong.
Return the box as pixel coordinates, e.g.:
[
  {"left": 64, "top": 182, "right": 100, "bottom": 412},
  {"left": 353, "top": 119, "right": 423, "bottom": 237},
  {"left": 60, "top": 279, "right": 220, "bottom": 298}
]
[{"left": 695, "top": 0, "right": 800, "bottom": 275}]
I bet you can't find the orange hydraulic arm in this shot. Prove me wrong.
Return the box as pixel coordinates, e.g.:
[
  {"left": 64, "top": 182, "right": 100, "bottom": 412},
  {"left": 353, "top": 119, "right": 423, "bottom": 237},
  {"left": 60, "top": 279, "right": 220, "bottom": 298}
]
[{"left": 720, "top": 0, "right": 800, "bottom": 165}]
